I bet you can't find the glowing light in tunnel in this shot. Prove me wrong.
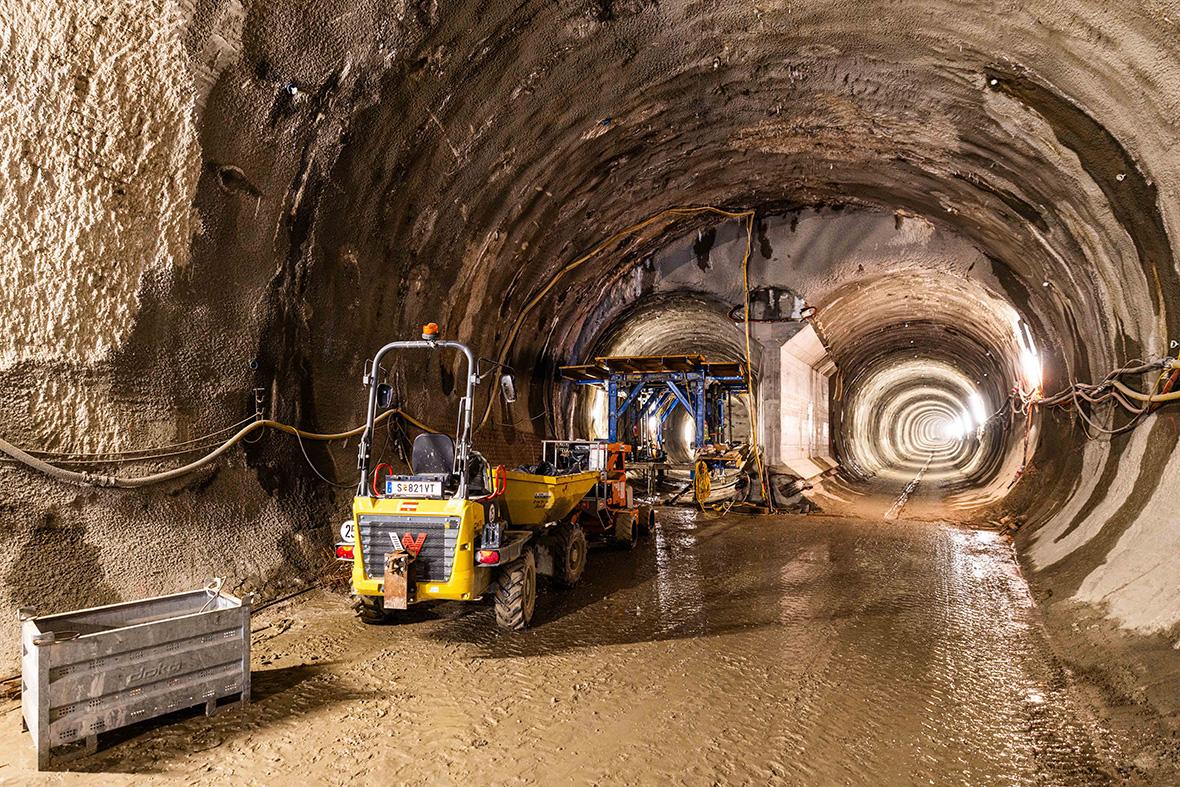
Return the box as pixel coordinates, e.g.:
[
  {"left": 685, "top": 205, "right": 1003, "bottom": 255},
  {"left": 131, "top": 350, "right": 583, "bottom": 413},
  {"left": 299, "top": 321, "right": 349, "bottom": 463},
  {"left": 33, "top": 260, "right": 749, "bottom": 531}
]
[
  {"left": 940, "top": 416, "right": 967, "bottom": 441},
  {"left": 1014, "top": 317, "right": 1042, "bottom": 394},
  {"left": 589, "top": 388, "right": 608, "bottom": 439},
  {"left": 969, "top": 391, "right": 987, "bottom": 425},
  {"left": 682, "top": 418, "right": 696, "bottom": 447}
]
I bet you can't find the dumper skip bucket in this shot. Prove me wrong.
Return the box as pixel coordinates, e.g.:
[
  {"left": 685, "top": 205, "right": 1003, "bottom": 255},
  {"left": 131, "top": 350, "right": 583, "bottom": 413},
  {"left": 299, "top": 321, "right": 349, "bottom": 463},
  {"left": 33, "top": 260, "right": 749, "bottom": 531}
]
[{"left": 499, "top": 470, "right": 599, "bottom": 526}]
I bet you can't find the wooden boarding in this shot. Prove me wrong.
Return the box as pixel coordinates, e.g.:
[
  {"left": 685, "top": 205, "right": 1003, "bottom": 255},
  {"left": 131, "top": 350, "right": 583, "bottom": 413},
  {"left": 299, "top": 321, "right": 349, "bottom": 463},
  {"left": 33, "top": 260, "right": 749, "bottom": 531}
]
[
  {"left": 558, "top": 364, "right": 604, "bottom": 382},
  {"left": 598, "top": 354, "right": 705, "bottom": 373},
  {"left": 702, "top": 361, "right": 746, "bottom": 379},
  {"left": 383, "top": 551, "right": 416, "bottom": 609}
]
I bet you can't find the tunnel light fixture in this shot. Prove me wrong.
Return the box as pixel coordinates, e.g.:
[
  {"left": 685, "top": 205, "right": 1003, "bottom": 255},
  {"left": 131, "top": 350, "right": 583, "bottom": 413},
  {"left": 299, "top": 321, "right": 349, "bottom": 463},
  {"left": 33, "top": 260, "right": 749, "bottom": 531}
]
[
  {"left": 1021, "top": 350, "right": 1043, "bottom": 394},
  {"left": 589, "top": 388, "right": 608, "bottom": 439}
]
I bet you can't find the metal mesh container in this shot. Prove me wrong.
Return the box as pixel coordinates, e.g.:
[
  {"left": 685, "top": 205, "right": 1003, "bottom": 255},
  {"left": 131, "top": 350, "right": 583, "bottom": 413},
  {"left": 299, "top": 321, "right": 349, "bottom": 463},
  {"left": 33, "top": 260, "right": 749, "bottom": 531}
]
[{"left": 19, "top": 583, "right": 253, "bottom": 770}]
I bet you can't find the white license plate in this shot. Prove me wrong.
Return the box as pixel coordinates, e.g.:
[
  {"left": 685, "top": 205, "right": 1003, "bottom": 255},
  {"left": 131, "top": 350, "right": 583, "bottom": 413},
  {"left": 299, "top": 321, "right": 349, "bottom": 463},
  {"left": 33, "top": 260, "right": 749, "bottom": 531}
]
[{"left": 386, "top": 479, "right": 443, "bottom": 498}]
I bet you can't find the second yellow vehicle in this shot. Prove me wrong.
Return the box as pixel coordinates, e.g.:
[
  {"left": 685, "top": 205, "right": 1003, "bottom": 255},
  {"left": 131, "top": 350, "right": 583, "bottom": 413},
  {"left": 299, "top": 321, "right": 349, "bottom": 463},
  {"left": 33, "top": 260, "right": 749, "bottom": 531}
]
[{"left": 337, "top": 324, "right": 642, "bottom": 630}]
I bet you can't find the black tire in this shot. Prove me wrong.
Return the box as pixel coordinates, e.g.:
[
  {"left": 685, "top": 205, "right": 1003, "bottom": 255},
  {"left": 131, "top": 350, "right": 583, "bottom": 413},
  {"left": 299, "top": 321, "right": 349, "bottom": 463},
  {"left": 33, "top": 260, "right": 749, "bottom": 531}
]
[
  {"left": 494, "top": 548, "right": 537, "bottom": 630},
  {"left": 552, "top": 522, "right": 588, "bottom": 587},
  {"left": 613, "top": 511, "right": 638, "bottom": 550},
  {"left": 637, "top": 505, "right": 656, "bottom": 538},
  {"left": 355, "top": 594, "right": 394, "bottom": 625}
]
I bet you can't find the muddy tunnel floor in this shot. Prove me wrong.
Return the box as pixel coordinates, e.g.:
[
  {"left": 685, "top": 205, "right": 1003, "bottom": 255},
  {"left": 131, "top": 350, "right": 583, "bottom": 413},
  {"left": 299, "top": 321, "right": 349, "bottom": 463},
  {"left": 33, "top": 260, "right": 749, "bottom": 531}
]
[{"left": 2, "top": 508, "right": 1172, "bottom": 785}]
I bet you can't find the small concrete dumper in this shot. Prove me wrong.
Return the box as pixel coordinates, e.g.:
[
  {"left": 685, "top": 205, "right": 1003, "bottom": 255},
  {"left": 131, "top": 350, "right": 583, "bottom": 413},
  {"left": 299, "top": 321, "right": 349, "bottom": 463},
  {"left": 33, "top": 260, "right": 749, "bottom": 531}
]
[
  {"left": 343, "top": 325, "right": 602, "bottom": 630},
  {"left": 540, "top": 440, "right": 655, "bottom": 549}
]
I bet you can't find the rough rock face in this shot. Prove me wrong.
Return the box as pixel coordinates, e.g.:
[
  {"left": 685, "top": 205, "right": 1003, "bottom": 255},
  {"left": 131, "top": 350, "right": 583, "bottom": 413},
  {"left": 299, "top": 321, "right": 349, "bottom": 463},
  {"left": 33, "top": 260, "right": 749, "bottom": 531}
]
[
  {"left": 0, "top": 0, "right": 1178, "bottom": 710},
  {"left": 0, "top": 2, "right": 199, "bottom": 370}
]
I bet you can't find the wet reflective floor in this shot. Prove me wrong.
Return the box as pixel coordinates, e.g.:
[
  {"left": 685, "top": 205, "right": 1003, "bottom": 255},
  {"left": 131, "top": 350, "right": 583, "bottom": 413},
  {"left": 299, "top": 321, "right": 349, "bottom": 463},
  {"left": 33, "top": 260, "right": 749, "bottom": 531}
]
[{"left": 0, "top": 509, "right": 1140, "bottom": 784}]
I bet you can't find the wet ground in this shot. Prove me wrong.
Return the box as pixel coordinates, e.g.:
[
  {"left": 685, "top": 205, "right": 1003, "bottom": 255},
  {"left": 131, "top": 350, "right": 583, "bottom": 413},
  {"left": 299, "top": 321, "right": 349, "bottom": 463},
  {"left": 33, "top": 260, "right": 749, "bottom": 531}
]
[{"left": 0, "top": 507, "right": 1170, "bottom": 785}]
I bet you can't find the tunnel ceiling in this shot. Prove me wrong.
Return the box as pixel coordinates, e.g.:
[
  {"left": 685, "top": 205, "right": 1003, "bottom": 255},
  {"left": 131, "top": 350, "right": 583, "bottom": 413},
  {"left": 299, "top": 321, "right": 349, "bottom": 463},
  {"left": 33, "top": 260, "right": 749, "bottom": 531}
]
[
  {"left": 56, "top": 0, "right": 1151, "bottom": 500},
  {"left": 3, "top": 0, "right": 1176, "bottom": 488},
  {"left": 271, "top": 0, "right": 1177, "bottom": 438}
]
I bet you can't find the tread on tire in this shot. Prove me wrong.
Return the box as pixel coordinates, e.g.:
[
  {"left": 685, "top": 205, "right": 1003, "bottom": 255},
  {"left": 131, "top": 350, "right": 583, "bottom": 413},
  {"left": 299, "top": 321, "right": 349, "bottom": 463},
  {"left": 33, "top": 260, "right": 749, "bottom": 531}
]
[{"left": 494, "top": 548, "right": 537, "bottom": 630}]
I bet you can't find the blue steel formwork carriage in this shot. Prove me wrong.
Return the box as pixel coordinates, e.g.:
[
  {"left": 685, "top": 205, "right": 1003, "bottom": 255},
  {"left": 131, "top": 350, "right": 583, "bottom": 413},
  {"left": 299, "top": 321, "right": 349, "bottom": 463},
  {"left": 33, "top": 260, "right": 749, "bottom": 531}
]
[{"left": 559, "top": 354, "right": 750, "bottom": 451}]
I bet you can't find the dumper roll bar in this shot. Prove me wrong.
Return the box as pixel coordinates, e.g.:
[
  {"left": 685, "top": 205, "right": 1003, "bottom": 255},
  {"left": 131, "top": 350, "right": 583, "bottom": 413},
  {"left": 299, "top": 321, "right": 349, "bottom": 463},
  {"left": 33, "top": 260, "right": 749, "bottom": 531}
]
[{"left": 356, "top": 337, "right": 477, "bottom": 499}]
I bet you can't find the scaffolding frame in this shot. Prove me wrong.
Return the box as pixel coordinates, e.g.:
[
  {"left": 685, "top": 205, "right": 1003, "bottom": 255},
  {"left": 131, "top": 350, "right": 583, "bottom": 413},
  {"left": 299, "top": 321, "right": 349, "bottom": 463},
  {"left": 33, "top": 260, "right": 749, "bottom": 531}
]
[{"left": 560, "top": 355, "right": 749, "bottom": 449}]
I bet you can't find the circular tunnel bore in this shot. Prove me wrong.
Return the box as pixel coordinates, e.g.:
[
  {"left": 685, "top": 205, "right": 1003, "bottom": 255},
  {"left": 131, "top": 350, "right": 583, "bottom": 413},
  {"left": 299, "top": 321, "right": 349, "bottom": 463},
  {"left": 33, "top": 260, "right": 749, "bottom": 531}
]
[
  {"left": 571, "top": 292, "right": 758, "bottom": 464},
  {"left": 5, "top": 6, "right": 1180, "bottom": 764},
  {"left": 546, "top": 210, "right": 1050, "bottom": 512},
  {"left": 818, "top": 269, "right": 1042, "bottom": 500}
]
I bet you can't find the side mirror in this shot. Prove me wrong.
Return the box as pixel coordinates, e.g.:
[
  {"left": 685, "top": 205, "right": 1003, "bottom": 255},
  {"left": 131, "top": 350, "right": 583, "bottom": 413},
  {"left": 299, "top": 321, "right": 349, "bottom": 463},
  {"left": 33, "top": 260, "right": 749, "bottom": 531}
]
[
  {"left": 499, "top": 374, "right": 517, "bottom": 403},
  {"left": 376, "top": 383, "right": 394, "bottom": 409}
]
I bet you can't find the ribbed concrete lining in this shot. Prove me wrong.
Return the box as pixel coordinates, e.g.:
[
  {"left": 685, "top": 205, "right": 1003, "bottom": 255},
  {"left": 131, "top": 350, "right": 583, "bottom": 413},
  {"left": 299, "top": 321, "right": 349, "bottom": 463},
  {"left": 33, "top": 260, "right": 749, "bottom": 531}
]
[{"left": 849, "top": 365, "right": 994, "bottom": 480}]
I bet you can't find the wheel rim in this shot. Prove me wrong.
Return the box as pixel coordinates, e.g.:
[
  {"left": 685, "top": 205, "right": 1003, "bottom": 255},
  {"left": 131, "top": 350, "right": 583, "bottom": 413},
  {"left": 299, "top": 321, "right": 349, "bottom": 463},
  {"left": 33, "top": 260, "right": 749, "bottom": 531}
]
[
  {"left": 569, "top": 534, "right": 586, "bottom": 575},
  {"left": 523, "top": 560, "right": 536, "bottom": 620}
]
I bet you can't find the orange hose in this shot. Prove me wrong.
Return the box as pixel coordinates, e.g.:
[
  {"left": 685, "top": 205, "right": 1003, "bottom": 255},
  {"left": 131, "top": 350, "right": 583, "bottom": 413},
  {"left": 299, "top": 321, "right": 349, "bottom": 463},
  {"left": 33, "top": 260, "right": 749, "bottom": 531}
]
[{"left": 477, "top": 465, "right": 507, "bottom": 500}]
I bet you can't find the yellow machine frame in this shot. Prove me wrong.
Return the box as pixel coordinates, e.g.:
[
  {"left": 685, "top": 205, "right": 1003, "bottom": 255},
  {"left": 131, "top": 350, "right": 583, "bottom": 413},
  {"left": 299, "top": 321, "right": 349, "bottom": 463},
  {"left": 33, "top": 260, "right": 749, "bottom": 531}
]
[
  {"left": 347, "top": 329, "right": 624, "bottom": 627},
  {"left": 350, "top": 496, "right": 493, "bottom": 603}
]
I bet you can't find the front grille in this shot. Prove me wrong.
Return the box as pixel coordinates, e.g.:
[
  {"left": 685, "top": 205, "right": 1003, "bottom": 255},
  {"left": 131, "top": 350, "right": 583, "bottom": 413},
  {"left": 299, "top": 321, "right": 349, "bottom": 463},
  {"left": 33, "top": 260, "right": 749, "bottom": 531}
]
[{"left": 358, "top": 515, "right": 460, "bottom": 583}]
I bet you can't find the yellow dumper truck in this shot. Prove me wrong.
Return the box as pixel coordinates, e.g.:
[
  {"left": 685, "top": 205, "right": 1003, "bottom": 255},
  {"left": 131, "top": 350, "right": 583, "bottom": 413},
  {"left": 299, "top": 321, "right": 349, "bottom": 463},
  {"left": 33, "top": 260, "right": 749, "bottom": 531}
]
[{"left": 338, "top": 325, "right": 609, "bottom": 630}]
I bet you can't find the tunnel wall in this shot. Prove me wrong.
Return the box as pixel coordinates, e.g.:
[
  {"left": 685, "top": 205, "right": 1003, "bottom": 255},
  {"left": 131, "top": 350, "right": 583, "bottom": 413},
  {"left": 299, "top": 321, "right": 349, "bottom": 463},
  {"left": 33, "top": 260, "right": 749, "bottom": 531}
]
[
  {"left": 0, "top": 0, "right": 1178, "bottom": 697},
  {"left": 778, "top": 325, "right": 835, "bottom": 478},
  {"left": 0, "top": 0, "right": 316, "bottom": 663}
]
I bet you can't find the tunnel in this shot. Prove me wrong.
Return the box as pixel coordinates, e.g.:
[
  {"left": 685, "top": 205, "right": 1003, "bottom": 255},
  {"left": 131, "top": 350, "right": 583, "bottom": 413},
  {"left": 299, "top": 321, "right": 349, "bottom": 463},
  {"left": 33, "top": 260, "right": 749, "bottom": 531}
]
[{"left": 2, "top": 0, "right": 1179, "bottom": 780}]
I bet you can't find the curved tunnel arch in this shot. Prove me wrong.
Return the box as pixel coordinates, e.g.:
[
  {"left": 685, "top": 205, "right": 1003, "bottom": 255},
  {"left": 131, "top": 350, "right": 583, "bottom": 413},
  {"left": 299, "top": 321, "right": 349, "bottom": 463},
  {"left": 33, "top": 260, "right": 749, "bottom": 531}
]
[
  {"left": 279, "top": 2, "right": 1178, "bottom": 548},
  {"left": 566, "top": 291, "right": 758, "bottom": 463},
  {"left": 6, "top": 4, "right": 1180, "bottom": 755},
  {"left": 306, "top": 4, "right": 1176, "bottom": 454}
]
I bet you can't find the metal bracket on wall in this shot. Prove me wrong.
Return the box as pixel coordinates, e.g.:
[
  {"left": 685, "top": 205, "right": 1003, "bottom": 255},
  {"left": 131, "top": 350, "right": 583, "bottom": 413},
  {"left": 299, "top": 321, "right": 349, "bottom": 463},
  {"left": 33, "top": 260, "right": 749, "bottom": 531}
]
[{"left": 253, "top": 388, "right": 267, "bottom": 420}]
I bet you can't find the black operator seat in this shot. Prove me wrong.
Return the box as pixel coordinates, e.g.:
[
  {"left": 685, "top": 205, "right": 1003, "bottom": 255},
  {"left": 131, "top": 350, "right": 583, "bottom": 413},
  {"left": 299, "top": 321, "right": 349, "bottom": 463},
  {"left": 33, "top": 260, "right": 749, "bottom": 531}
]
[{"left": 411, "top": 433, "right": 455, "bottom": 476}]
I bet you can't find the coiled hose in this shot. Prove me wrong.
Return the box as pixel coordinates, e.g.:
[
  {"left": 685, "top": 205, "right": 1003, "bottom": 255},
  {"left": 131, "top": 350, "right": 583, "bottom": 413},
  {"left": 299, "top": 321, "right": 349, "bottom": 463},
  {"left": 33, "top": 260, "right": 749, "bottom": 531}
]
[{"left": 0, "top": 409, "right": 435, "bottom": 489}]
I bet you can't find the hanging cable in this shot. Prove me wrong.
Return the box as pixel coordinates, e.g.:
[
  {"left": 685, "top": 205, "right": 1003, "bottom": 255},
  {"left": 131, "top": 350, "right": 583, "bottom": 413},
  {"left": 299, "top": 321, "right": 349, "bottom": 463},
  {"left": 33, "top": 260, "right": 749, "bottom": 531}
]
[
  {"left": 737, "top": 210, "right": 773, "bottom": 510},
  {"left": 23, "top": 415, "right": 259, "bottom": 461},
  {"left": 294, "top": 429, "right": 354, "bottom": 489},
  {"left": 479, "top": 205, "right": 758, "bottom": 429},
  {"left": 1018, "top": 354, "right": 1180, "bottom": 443},
  {"left": 0, "top": 409, "right": 437, "bottom": 489}
]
